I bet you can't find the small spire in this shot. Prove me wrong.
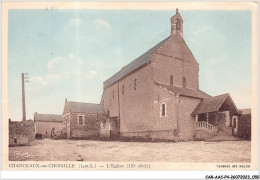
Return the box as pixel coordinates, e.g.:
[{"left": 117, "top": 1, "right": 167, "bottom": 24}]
[{"left": 176, "top": 8, "right": 178, "bottom": 13}]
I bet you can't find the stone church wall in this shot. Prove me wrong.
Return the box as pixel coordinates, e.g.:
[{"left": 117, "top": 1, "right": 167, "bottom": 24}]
[
  {"left": 151, "top": 84, "right": 200, "bottom": 141},
  {"left": 152, "top": 44, "right": 199, "bottom": 90},
  {"left": 102, "top": 64, "right": 155, "bottom": 134},
  {"left": 178, "top": 96, "right": 201, "bottom": 140}
]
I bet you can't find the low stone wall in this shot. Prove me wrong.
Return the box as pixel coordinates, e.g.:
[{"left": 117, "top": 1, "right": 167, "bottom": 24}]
[
  {"left": 238, "top": 114, "right": 251, "bottom": 140},
  {"left": 194, "top": 130, "right": 214, "bottom": 140},
  {"left": 71, "top": 130, "right": 98, "bottom": 139},
  {"left": 9, "top": 120, "right": 35, "bottom": 146},
  {"left": 121, "top": 129, "right": 178, "bottom": 141}
]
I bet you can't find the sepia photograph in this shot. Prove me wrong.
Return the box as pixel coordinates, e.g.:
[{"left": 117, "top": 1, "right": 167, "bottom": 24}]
[{"left": 1, "top": 1, "right": 258, "bottom": 172}]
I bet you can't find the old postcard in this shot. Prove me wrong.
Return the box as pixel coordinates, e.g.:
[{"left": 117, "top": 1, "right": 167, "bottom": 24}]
[{"left": 1, "top": 1, "right": 258, "bottom": 172}]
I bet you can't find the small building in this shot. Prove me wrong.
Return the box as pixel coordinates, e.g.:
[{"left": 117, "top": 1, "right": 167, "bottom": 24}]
[
  {"left": 34, "top": 113, "right": 63, "bottom": 138},
  {"left": 62, "top": 99, "right": 107, "bottom": 139}
]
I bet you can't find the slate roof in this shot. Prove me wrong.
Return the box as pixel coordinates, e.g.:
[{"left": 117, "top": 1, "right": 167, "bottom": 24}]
[
  {"left": 67, "top": 101, "right": 106, "bottom": 114},
  {"left": 103, "top": 37, "right": 171, "bottom": 88},
  {"left": 192, "top": 94, "right": 230, "bottom": 115},
  {"left": 34, "top": 114, "right": 63, "bottom": 122},
  {"left": 155, "top": 82, "right": 211, "bottom": 99}
]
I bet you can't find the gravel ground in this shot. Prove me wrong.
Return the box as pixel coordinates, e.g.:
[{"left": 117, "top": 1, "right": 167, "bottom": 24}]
[{"left": 9, "top": 139, "right": 251, "bottom": 162}]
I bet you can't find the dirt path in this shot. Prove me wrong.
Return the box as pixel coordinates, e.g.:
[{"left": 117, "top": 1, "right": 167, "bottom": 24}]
[{"left": 9, "top": 139, "right": 251, "bottom": 162}]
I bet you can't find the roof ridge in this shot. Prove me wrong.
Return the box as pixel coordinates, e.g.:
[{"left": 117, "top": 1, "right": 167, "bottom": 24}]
[
  {"left": 192, "top": 93, "right": 238, "bottom": 115},
  {"left": 203, "top": 93, "right": 229, "bottom": 99},
  {"left": 103, "top": 36, "right": 171, "bottom": 88},
  {"left": 155, "top": 82, "right": 209, "bottom": 94},
  {"left": 155, "top": 81, "right": 199, "bottom": 91},
  {"left": 155, "top": 81, "right": 210, "bottom": 99},
  {"left": 126, "top": 36, "right": 170, "bottom": 66},
  {"left": 35, "top": 113, "right": 62, "bottom": 116},
  {"left": 155, "top": 82, "right": 175, "bottom": 95},
  {"left": 67, "top": 101, "right": 101, "bottom": 105}
]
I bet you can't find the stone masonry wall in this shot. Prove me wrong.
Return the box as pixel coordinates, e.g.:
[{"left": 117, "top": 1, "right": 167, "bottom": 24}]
[
  {"left": 218, "top": 111, "right": 232, "bottom": 136},
  {"left": 102, "top": 64, "right": 155, "bottom": 134},
  {"left": 9, "top": 120, "right": 35, "bottom": 146},
  {"left": 152, "top": 43, "right": 199, "bottom": 90},
  {"left": 69, "top": 113, "right": 106, "bottom": 138},
  {"left": 237, "top": 114, "right": 251, "bottom": 140},
  {"left": 178, "top": 96, "right": 201, "bottom": 140},
  {"left": 151, "top": 84, "right": 201, "bottom": 141},
  {"left": 99, "top": 120, "right": 110, "bottom": 138}
]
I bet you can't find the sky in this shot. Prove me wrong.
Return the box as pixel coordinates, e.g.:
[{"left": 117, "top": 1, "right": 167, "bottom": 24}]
[{"left": 8, "top": 10, "right": 252, "bottom": 121}]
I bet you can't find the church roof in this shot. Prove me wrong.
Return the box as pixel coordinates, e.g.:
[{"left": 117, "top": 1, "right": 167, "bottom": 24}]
[
  {"left": 67, "top": 101, "right": 106, "bottom": 114},
  {"left": 103, "top": 37, "right": 171, "bottom": 88},
  {"left": 34, "top": 113, "right": 63, "bottom": 122},
  {"left": 104, "top": 35, "right": 198, "bottom": 89},
  {"left": 155, "top": 82, "right": 211, "bottom": 99},
  {"left": 103, "top": 11, "right": 198, "bottom": 88},
  {"left": 192, "top": 93, "right": 239, "bottom": 115}
]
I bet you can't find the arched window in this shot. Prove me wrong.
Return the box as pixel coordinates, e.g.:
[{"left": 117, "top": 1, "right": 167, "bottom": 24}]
[
  {"left": 176, "top": 18, "right": 181, "bottom": 30},
  {"left": 161, "top": 103, "right": 166, "bottom": 117},
  {"left": 170, "top": 75, "right": 173, "bottom": 86},
  {"left": 183, "top": 77, "right": 187, "bottom": 88},
  {"left": 134, "top": 79, "right": 137, "bottom": 90},
  {"left": 233, "top": 116, "right": 237, "bottom": 129},
  {"left": 122, "top": 85, "right": 124, "bottom": 95}
]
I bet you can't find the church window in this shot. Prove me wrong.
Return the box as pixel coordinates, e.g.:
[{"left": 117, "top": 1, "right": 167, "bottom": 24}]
[
  {"left": 161, "top": 103, "right": 166, "bottom": 117},
  {"left": 170, "top": 75, "right": 173, "bottom": 85},
  {"left": 122, "top": 85, "right": 124, "bottom": 95},
  {"left": 134, "top": 79, "right": 137, "bottom": 90},
  {"left": 183, "top": 77, "right": 187, "bottom": 88},
  {"left": 176, "top": 18, "right": 181, "bottom": 30}
]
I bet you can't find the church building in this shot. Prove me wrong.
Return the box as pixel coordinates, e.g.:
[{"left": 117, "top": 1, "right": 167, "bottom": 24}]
[{"left": 100, "top": 9, "right": 240, "bottom": 141}]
